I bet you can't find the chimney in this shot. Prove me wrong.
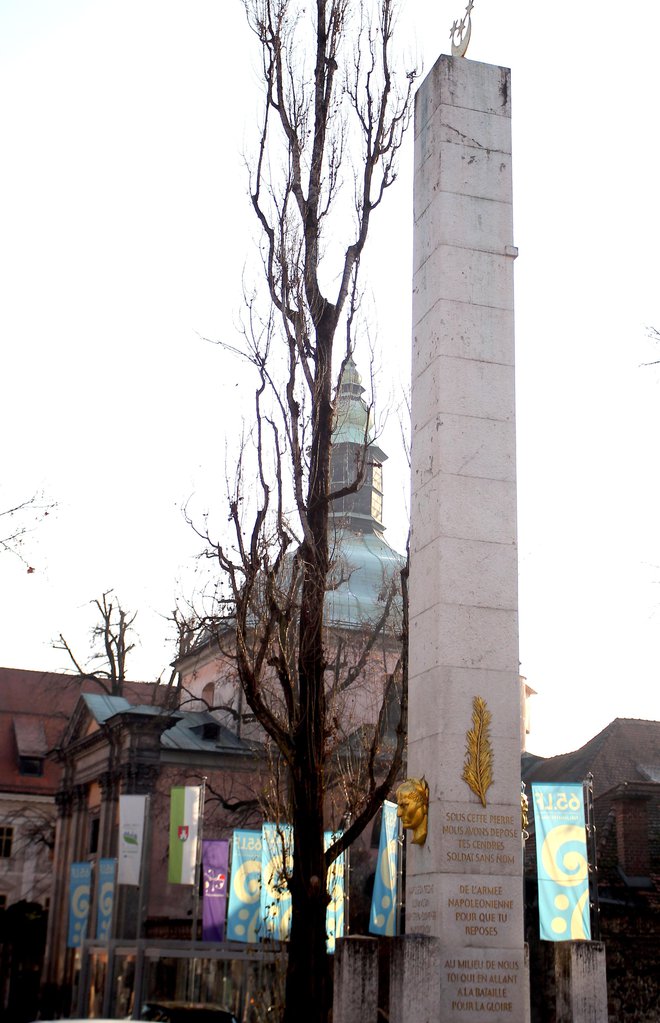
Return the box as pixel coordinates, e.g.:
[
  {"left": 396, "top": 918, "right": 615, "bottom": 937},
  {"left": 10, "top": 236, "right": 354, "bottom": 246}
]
[{"left": 612, "top": 785, "right": 651, "bottom": 878}]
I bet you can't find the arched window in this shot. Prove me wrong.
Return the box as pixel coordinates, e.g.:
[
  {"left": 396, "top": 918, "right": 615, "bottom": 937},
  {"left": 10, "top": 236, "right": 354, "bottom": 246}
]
[{"left": 201, "top": 682, "right": 215, "bottom": 709}]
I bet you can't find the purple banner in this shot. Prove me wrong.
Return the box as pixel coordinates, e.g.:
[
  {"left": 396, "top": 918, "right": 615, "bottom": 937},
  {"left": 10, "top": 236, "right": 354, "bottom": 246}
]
[{"left": 202, "top": 839, "right": 229, "bottom": 942}]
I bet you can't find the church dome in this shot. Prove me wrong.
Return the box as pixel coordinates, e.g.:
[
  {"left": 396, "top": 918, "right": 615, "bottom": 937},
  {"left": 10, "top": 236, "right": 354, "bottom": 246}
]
[{"left": 325, "top": 527, "right": 404, "bottom": 631}]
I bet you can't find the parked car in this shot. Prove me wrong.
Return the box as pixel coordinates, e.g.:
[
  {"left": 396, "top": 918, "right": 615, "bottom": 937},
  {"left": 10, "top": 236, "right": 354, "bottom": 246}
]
[
  {"left": 141, "top": 1002, "right": 239, "bottom": 1023},
  {"left": 31, "top": 1007, "right": 239, "bottom": 1023}
]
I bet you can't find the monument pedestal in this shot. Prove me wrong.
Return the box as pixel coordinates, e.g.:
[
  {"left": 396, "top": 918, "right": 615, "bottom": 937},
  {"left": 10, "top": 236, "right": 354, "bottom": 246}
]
[
  {"left": 333, "top": 936, "right": 379, "bottom": 1023},
  {"left": 389, "top": 937, "right": 528, "bottom": 1023},
  {"left": 555, "top": 942, "right": 608, "bottom": 1023}
]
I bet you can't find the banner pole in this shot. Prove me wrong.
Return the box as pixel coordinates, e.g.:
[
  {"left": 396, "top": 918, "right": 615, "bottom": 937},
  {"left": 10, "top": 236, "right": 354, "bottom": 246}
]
[
  {"left": 395, "top": 817, "right": 404, "bottom": 937},
  {"left": 583, "top": 773, "right": 600, "bottom": 940},
  {"left": 132, "top": 794, "right": 151, "bottom": 1020}
]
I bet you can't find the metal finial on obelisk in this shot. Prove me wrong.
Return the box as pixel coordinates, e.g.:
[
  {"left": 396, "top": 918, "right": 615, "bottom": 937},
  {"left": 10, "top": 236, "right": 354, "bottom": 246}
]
[{"left": 450, "top": 0, "right": 474, "bottom": 57}]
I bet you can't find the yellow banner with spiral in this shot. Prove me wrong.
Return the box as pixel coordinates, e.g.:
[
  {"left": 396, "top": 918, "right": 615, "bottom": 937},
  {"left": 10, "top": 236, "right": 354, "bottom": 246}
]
[{"left": 532, "top": 783, "right": 591, "bottom": 941}]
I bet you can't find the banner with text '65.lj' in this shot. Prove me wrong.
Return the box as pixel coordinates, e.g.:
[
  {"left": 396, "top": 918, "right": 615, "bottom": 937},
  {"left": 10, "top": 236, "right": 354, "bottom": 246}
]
[
  {"left": 227, "top": 829, "right": 262, "bottom": 942},
  {"left": 532, "top": 782, "right": 590, "bottom": 941}
]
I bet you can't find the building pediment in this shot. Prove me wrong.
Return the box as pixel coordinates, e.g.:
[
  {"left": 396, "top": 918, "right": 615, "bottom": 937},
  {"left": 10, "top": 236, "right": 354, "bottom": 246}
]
[{"left": 59, "top": 693, "right": 132, "bottom": 748}]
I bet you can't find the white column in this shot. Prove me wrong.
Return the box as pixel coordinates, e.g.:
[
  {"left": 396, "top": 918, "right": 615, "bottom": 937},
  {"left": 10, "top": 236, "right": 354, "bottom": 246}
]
[{"left": 407, "top": 53, "right": 526, "bottom": 1021}]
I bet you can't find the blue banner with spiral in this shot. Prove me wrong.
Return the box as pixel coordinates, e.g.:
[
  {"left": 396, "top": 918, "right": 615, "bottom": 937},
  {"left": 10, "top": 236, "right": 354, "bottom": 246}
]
[
  {"left": 67, "top": 861, "right": 91, "bottom": 948},
  {"left": 226, "top": 829, "right": 262, "bottom": 942},
  {"left": 324, "top": 831, "right": 345, "bottom": 954},
  {"left": 96, "top": 858, "right": 116, "bottom": 940},
  {"left": 368, "top": 800, "right": 399, "bottom": 936},
  {"left": 532, "top": 783, "right": 591, "bottom": 941},
  {"left": 260, "top": 822, "right": 293, "bottom": 941}
]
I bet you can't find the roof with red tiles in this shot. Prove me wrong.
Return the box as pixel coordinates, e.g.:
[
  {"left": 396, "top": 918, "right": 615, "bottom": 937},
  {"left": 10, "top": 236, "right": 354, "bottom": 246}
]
[
  {"left": 522, "top": 718, "right": 660, "bottom": 798},
  {"left": 0, "top": 666, "right": 163, "bottom": 796}
]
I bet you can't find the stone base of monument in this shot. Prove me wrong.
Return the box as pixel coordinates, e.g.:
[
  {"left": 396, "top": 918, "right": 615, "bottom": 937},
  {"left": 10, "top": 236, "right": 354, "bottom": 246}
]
[
  {"left": 389, "top": 936, "right": 529, "bottom": 1023},
  {"left": 333, "top": 936, "right": 379, "bottom": 1023},
  {"left": 555, "top": 941, "right": 608, "bottom": 1023},
  {"left": 334, "top": 935, "right": 530, "bottom": 1023}
]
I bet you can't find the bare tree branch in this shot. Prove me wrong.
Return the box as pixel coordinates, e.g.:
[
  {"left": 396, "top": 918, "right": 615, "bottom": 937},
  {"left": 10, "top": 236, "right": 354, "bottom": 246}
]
[
  {"left": 54, "top": 590, "right": 137, "bottom": 696},
  {"left": 191, "top": 4, "right": 415, "bottom": 1020},
  {"left": 0, "top": 492, "right": 55, "bottom": 572}
]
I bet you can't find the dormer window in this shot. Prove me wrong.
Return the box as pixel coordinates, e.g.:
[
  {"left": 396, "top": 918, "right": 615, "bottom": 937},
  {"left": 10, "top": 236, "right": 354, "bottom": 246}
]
[
  {"left": 13, "top": 717, "right": 47, "bottom": 777},
  {"left": 201, "top": 721, "right": 221, "bottom": 742},
  {"left": 189, "top": 720, "right": 222, "bottom": 742},
  {"left": 18, "top": 756, "right": 44, "bottom": 777}
]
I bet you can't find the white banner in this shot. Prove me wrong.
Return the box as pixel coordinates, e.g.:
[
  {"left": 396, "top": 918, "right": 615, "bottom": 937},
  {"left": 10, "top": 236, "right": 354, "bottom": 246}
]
[{"left": 118, "top": 794, "right": 147, "bottom": 886}]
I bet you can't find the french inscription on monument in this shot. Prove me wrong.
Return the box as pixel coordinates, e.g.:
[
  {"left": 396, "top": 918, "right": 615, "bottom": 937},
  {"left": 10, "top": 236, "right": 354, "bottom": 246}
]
[
  {"left": 443, "top": 874, "right": 522, "bottom": 947},
  {"left": 407, "top": 873, "right": 522, "bottom": 947},
  {"left": 407, "top": 880, "right": 438, "bottom": 934},
  {"left": 440, "top": 948, "right": 526, "bottom": 1022},
  {"left": 441, "top": 801, "right": 521, "bottom": 875}
]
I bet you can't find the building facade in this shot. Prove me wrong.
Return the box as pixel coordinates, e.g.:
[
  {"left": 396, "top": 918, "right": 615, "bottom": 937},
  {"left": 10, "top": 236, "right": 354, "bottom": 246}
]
[
  {"left": 522, "top": 718, "right": 660, "bottom": 1022},
  {"left": 38, "top": 357, "right": 406, "bottom": 1017}
]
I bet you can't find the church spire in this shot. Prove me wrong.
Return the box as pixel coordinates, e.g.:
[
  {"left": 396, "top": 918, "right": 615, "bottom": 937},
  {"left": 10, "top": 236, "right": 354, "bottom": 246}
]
[{"left": 330, "top": 355, "right": 387, "bottom": 535}]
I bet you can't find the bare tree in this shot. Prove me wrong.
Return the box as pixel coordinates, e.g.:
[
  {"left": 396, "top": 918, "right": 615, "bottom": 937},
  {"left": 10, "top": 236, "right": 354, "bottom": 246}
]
[
  {"left": 641, "top": 326, "right": 660, "bottom": 366},
  {"left": 194, "top": 3, "right": 415, "bottom": 1019},
  {"left": 54, "top": 590, "right": 137, "bottom": 696},
  {"left": 157, "top": 605, "right": 199, "bottom": 706},
  {"left": 0, "top": 492, "right": 54, "bottom": 573}
]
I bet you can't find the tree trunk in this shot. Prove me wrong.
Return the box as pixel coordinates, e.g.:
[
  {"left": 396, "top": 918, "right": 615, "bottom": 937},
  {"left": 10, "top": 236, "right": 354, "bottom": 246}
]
[
  {"left": 282, "top": 333, "right": 334, "bottom": 1023},
  {"left": 285, "top": 766, "right": 330, "bottom": 1021}
]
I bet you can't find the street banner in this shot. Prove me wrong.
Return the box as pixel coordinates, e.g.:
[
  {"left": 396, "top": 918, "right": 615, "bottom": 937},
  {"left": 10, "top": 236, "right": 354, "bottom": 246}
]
[
  {"left": 67, "top": 861, "right": 91, "bottom": 948},
  {"left": 168, "top": 786, "right": 201, "bottom": 884},
  {"left": 324, "top": 831, "right": 345, "bottom": 954},
  {"left": 369, "top": 801, "right": 399, "bottom": 936},
  {"left": 532, "top": 783, "right": 591, "bottom": 941},
  {"left": 227, "top": 829, "right": 262, "bottom": 942},
  {"left": 118, "top": 794, "right": 147, "bottom": 885},
  {"left": 96, "top": 858, "right": 116, "bottom": 940},
  {"left": 202, "top": 839, "right": 229, "bottom": 942},
  {"left": 261, "top": 822, "right": 293, "bottom": 940}
]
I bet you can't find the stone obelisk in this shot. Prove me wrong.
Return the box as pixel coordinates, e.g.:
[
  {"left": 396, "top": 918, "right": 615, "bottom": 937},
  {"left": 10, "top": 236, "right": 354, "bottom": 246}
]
[{"left": 406, "top": 51, "right": 527, "bottom": 1021}]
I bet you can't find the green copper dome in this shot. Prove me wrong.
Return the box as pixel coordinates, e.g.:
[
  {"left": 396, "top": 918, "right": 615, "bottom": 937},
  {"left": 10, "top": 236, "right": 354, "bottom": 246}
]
[{"left": 325, "top": 527, "right": 404, "bottom": 630}]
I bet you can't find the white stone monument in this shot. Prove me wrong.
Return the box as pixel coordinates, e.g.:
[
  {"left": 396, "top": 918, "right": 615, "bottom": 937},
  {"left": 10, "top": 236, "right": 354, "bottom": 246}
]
[{"left": 405, "top": 47, "right": 527, "bottom": 1022}]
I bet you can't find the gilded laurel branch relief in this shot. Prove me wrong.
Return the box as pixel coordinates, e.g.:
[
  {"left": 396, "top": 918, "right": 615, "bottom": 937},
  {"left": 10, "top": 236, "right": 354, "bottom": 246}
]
[{"left": 462, "top": 695, "right": 493, "bottom": 807}]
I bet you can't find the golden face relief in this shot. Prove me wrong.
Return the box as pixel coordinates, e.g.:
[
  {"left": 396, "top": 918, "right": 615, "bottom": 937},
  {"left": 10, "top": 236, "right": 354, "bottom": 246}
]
[{"left": 396, "top": 777, "right": 429, "bottom": 846}]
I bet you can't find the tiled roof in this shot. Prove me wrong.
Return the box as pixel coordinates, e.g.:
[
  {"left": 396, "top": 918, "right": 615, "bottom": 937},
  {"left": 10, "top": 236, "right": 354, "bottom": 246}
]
[
  {"left": 13, "top": 716, "right": 48, "bottom": 757},
  {"left": 522, "top": 719, "right": 660, "bottom": 903},
  {"left": 0, "top": 666, "right": 164, "bottom": 795},
  {"left": 162, "top": 710, "right": 258, "bottom": 754},
  {"left": 74, "top": 696, "right": 258, "bottom": 756},
  {"left": 0, "top": 667, "right": 86, "bottom": 794},
  {"left": 522, "top": 718, "right": 660, "bottom": 797},
  {"left": 82, "top": 693, "right": 133, "bottom": 723}
]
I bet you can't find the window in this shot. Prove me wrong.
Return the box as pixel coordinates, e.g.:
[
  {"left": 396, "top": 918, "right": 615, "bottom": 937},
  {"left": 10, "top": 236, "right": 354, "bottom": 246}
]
[
  {"left": 201, "top": 721, "right": 221, "bottom": 741},
  {"left": 19, "top": 756, "right": 44, "bottom": 776},
  {"left": 89, "top": 817, "right": 100, "bottom": 855},
  {"left": 0, "top": 827, "right": 14, "bottom": 858}
]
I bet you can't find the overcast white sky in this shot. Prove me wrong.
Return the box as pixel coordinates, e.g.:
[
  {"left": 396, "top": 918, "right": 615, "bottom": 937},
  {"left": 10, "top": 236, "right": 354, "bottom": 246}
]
[{"left": 1, "top": 1, "right": 659, "bottom": 758}]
